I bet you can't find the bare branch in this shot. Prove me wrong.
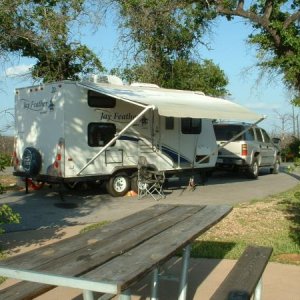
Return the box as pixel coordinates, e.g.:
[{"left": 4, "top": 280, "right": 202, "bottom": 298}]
[
  {"left": 237, "top": 0, "right": 244, "bottom": 12},
  {"left": 263, "top": 0, "right": 273, "bottom": 20},
  {"left": 284, "top": 11, "right": 300, "bottom": 29},
  {"left": 215, "top": 4, "right": 282, "bottom": 47}
]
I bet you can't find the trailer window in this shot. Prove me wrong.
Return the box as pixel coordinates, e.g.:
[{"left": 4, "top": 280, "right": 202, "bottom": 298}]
[
  {"left": 181, "top": 118, "right": 202, "bottom": 134},
  {"left": 88, "top": 123, "right": 116, "bottom": 147},
  {"left": 88, "top": 90, "right": 116, "bottom": 108},
  {"left": 165, "top": 117, "right": 174, "bottom": 130}
]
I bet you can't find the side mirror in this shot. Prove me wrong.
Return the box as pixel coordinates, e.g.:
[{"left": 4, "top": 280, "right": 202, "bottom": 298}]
[{"left": 272, "top": 138, "right": 281, "bottom": 145}]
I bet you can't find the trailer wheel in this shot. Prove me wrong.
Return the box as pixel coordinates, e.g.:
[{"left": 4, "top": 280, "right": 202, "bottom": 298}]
[
  {"left": 22, "top": 147, "right": 42, "bottom": 176},
  {"left": 106, "top": 172, "right": 130, "bottom": 197}
]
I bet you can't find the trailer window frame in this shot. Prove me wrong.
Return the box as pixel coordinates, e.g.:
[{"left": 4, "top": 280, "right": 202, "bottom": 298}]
[
  {"left": 88, "top": 122, "right": 116, "bottom": 147},
  {"left": 181, "top": 118, "right": 202, "bottom": 134},
  {"left": 87, "top": 90, "right": 116, "bottom": 108}
]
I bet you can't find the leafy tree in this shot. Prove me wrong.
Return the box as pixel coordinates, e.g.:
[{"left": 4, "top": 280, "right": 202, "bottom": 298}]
[
  {"left": 0, "top": 204, "right": 20, "bottom": 234},
  {"left": 117, "top": 0, "right": 210, "bottom": 60},
  {"left": 113, "top": 0, "right": 228, "bottom": 95},
  {"left": 165, "top": 59, "right": 228, "bottom": 96},
  {"left": 116, "top": 0, "right": 300, "bottom": 93},
  {"left": 287, "top": 137, "right": 300, "bottom": 158},
  {"left": 0, "top": 154, "right": 20, "bottom": 232},
  {"left": 113, "top": 58, "right": 228, "bottom": 96},
  {"left": 0, "top": 0, "right": 104, "bottom": 82},
  {"left": 180, "top": 0, "right": 300, "bottom": 93}
]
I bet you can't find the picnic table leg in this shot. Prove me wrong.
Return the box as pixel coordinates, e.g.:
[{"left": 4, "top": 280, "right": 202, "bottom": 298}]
[
  {"left": 254, "top": 278, "right": 263, "bottom": 300},
  {"left": 83, "top": 290, "right": 94, "bottom": 300},
  {"left": 151, "top": 267, "right": 160, "bottom": 300},
  {"left": 178, "top": 244, "right": 191, "bottom": 300},
  {"left": 119, "top": 288, "right": 131, "bottom": 300}
]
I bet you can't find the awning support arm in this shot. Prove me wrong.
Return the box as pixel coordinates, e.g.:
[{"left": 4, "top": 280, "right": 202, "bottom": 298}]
[
  {"left": 197, "top": 117, "right": 265, "bottom": 164},
  {"left": 77, "top": 105, "right": 155, "bottom": 176}
]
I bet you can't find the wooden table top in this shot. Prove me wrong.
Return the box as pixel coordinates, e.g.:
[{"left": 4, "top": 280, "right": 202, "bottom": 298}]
[{"left": 0, "top": 204, "right": 232, "bottom": 299}]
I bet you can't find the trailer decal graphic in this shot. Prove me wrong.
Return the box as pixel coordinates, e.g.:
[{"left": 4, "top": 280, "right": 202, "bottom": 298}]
[
  {"left": 98, "top": 110, "right": 148, "bottom": 127},
  {"left": 99, "top": 111, "right": 137, "bottom": 122},
  {"left": 47, "top": 138, "right": 64, "bottom": 176},
  {"left": 20, "top": 98, "right": 55, "bottom": 113},
  {"left": 161, "top": 145, "right": 190, "bottom": 164},
  {"left": 119, "top": 135, "right": 140, "bottom": 142}
]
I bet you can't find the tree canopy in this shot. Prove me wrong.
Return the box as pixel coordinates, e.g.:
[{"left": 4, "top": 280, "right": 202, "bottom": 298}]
[
  {"left": 116, "top": 0, "right": 300, "bottom": 94},
  {"left": 0, "top": 0, "right": 104, "bottom": 82},
  {"left": 114, "top": 0, "right": 228, "bottom": 96},
  {"left": 195, "top": 0, "right": 300, "bottom": 93},
  {"left": 113, "top": 58, "right": 228, "bottom": 97}
]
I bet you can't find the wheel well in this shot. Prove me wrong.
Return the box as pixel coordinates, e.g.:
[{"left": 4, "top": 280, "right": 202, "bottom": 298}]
[
  {"left": 111, "top": 168, "right": 137, "bottom": 178},
  {"left": 254, "top": 152, "right": 260, "bottom": 158},
  {"left": 253, "top": 152, "right": 261, "bottom": 165}
]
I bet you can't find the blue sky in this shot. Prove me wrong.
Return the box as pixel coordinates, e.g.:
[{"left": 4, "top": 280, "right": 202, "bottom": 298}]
[{"left": 0, "top": 13, "right": 296, "bottom": 135}]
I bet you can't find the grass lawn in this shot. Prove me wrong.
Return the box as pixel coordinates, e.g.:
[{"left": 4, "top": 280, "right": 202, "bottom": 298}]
[
  {"left": 78, "top": 183, "right": 300, "bottom": 265},
  {"left": 192, "top": 184, "right": 300, "bottom": 265}
]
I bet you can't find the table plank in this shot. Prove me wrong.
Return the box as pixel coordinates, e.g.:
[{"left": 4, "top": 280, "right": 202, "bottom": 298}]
[
  {"left": 2, "top": 204, "right": 176, "bottom": 269},
  {"left": 0, "top": 205, "right": 206, "bottom": 300},
  {"left": 81, "top": 204, "right": 232, "bottom": 292}
]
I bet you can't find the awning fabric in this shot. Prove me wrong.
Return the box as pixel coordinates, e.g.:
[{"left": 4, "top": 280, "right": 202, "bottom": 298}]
[{"left": 77, "top": 81, "right": 262, "bottom": 121}]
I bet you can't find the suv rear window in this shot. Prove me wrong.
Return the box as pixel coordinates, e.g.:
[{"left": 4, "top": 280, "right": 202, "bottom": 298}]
[{"left": 214, "top": 124, "right": 255, "bottom": 141}]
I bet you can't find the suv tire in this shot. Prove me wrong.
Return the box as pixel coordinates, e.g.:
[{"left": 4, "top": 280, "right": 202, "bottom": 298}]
[
  {"left": 270, "top": 159, "right": 280, "bottom": 174},
  {"left": 247, "top": 158, "right": 259, "bottom": 179}
]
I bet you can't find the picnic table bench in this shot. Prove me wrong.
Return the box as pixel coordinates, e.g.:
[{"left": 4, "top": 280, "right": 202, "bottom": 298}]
[
  {"left": 211, "top": 245, "right": 273, "bottom": 300},
  {"left": 0, "top": 204, "right": 232, "bottom": 300}
]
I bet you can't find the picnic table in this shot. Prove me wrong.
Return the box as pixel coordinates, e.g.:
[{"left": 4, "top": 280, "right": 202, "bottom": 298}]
[{"left": 0, "top": 204, "right": 232, "bottom": 300}]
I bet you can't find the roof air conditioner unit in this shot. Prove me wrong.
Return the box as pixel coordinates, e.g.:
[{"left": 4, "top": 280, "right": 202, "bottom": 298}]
[{"left": 83, "top": 74, "right": 123, "bottom": 85}]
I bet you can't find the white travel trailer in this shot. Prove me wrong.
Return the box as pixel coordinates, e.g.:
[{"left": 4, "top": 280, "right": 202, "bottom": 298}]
[{"left": 13, "top": 76, "right": 262, "bottom": 196}]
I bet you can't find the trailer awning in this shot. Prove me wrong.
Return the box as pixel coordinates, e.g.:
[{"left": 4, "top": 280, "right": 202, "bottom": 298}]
[{"left": 77, "top": 81, "right": 262, "bottom": 121}]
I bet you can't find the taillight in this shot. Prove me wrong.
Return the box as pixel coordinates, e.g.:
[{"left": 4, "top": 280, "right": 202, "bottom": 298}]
[{"left": 241, "top": 144, "right": 248, "bottom": 156}]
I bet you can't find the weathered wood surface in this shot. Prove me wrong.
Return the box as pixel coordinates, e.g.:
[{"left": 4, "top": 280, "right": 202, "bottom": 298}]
[
  {"left": 0, "top": 204, "right": 231, "bottom": 299},
  {"left": 2, "top": 204, "right": 176, "bottom": 268},
  {"left": 82, "top": 204, "right": 232, "bottom": 291},
  {"left": 210, "top": 246, "right": 273, "bottom": 300},
  {"left": 0, "top": 205, "right": 204, "bottom": 299}
]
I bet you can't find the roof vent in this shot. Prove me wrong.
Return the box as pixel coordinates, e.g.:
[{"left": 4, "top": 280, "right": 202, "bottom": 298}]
[
  {"left": 194, "top": 91, "right": 205, "bottom": 95},
  {"left": 83, "top": 74, "right": 123, "bottom": 85},
  {"left": 130, "top": 82, "right": 160, "bottom": 88}
]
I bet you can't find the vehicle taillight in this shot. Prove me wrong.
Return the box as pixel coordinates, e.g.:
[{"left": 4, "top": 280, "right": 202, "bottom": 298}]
[{"left": 241, "top": 144, "right": 248, "bottom": 156}]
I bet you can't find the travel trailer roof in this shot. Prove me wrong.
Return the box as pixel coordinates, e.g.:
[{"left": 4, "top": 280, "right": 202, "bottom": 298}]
[{"left": 77, "top": 81, "right": 262, "bottom": 121}]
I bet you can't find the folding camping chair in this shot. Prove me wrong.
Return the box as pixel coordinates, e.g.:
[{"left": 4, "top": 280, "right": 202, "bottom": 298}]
[{"left": 137, "top": 156, "right": 166, "bottom": 201}]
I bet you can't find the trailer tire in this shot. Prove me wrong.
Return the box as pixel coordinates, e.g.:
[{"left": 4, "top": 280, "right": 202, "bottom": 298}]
[
  {"left": 106, "top": 172, "right": 130, "bottom": 197},
  {"left": 22, "top": 147, "right": 42, "bottom": 176}
]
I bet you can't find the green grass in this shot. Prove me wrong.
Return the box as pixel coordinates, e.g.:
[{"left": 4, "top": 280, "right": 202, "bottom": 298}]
[
  {"left": 78, "top": 184, "right": 300, "bottom": 265},
  {"left": 79, "top": 221, "right": 111, "bottom": 234},
  {"left": 190, "top": 184, "right": 300, "bottom": 264}
]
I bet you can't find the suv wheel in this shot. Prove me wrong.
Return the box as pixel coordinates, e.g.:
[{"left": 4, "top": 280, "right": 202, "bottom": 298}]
[
  {"left": 270, "top": 159, "right": 280, "bottom": 174},
  {"left": 247, "top": 158, "right": 259, "bottom": 179}
]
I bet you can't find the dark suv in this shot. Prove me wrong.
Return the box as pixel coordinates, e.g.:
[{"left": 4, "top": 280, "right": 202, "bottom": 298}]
[{"left": 213, "top": 123, "right": 281, "bottom": 178}]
